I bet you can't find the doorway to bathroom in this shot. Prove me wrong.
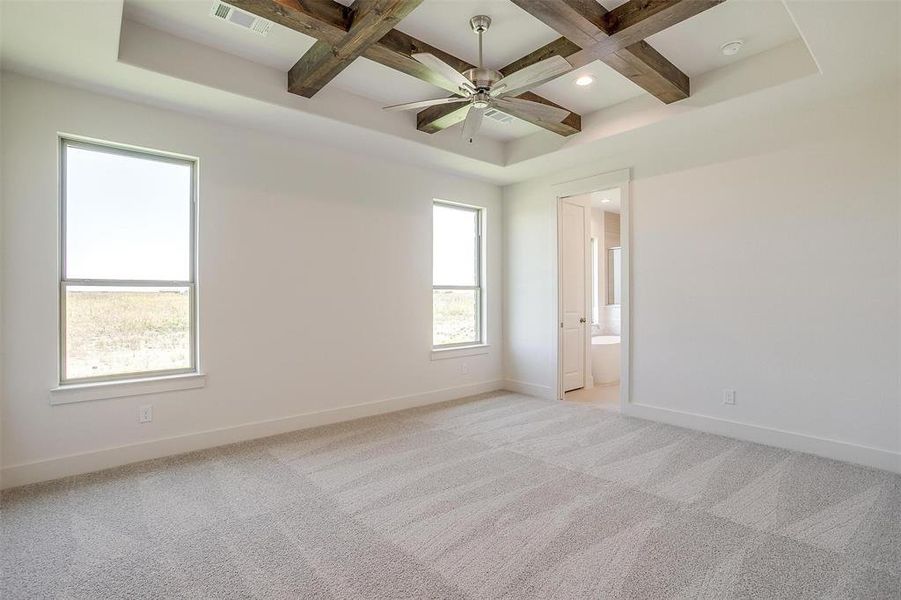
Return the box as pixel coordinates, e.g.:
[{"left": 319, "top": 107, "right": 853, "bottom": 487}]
[{"left": 555, "top": 170, "right": 630, "bottom": 412}]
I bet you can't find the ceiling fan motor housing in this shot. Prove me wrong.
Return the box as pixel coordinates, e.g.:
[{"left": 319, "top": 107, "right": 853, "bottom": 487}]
[{"left": 463, "top": 67, "right": 501, "bottom": 92}]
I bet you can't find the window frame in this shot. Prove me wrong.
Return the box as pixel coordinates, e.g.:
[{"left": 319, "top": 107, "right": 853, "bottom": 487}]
[
  {"left": 432, "top": 200, "right": 483, "bottom": 350},
  {"left": 58, "top": 137, "right": 199, "bottom": 386}
]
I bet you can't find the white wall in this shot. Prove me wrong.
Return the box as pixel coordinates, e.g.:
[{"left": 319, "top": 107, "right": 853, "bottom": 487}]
[
  {"left": 503, "top": 84, "right": 901, "bottom": 472},
  {"left": 0, "top": 73, "right": 503, "bottom": 487}
]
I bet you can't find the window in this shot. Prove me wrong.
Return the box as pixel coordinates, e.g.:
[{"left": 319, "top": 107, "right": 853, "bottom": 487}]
[
  {"left": 433, "top": 202, "right": 482, "bottom": 348},
  {"left": 59, "top": 139, "right": 197, "bottom": 384}
]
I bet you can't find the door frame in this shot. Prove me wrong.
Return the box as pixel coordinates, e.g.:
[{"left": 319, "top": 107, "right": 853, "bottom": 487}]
[{"left": 553, "top": 169, "right": 632, "bottom": 407}]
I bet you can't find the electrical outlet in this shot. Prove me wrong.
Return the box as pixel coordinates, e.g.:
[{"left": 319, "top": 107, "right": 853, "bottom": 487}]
[
  {"left": 461, "top": 361, "right": 469, "bottom": 375},
  {"left": 722, "top": 389, "right": 736, "bottom": 405},
  {"left": 139, "top": 404, "right": 153, "bottom": 423}
]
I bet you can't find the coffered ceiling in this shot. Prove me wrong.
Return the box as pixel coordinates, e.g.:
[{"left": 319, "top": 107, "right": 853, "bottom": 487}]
[
  {"left": 122, "top": 0, "right": 803, "bottom": 141},
  {"left": 4, "top": 0, "right": 890, "bottom": 184}
]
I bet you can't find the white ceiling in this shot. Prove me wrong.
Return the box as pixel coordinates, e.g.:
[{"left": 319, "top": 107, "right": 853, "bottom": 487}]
[
  {"left": 534, "top": 0, "right": 803, "bottom": 115},
  {"left": 124, "top": 0, "right": 311, "bottom": 71},
  {"left": 123, "top": 0, "right": 802, "bottom": 140},
  {"left": 647, "top": 0, "right": 802, "bottom": 77},
  {"left": 533, "top": 0, "right": 803, "bottom": 115},
  {"left": 3, "top": 0, "right": 893, "bottom": 185},
  {"left": 124, "top": 0, "right": 549, "bottom": 141}
]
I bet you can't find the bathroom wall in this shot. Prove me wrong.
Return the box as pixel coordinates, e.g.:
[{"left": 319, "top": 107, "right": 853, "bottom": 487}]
[{"left": 604, "top": 212, "right": 621, "bottom": 249}]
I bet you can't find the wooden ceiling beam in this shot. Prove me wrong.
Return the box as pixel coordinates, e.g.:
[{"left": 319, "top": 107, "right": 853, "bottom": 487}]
[
  {"left": 230, "top": 0, "right": 582, "bottom": 136},
  {"left": 230, "top": 1, "right": 467, "bottom": 94},
  {"left": 568, "top": 0, "right": 725, "bottom": 69},
  {"left": 287, "top": 0, "right": 425, "bottom": 97},
  {"left": 510, "top": 0, "right": 608, "bottom": 49},
  {"left": 506, "top": 92, "right": 582, "bottom": 135},
  {"left": 507, "top": 0, "right": 691, "bottom": 103},
  {"left": 500, "top": 37, "right": 581, "bottom": 76},
  {"left": 417, "top": 103, "right": 471, "bottom": 135}
]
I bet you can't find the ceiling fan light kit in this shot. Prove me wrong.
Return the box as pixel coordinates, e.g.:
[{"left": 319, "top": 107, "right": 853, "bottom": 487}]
[{"left": 383, "top": 15, "right": 574, "bottom": 143}]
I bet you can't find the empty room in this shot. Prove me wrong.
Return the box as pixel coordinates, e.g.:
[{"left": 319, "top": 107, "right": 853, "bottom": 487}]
[{"left": 1, "top": 0, "right": 899, "bottom": 598}]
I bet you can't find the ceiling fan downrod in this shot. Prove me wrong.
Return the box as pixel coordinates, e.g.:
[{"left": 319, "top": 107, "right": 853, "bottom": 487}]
[{"left": 470, "top": 15, "right": 491, "bottom": 70}]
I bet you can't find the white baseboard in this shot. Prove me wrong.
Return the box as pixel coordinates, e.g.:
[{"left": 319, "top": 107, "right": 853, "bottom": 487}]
[
  {"left": 0, "top": 379, "right": 504, "bottom": 490},
  {"left": 503, "top": 379, "right": 555, "bottom": 401},
  {"left": 622, "top": 402, "right": 901, "bottom": 475}
]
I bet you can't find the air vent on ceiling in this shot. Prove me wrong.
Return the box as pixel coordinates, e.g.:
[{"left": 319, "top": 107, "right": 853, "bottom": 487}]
[
  {"left": 484, "top": 109, "right": 513, "bottom": 124},
  {"left": 209, "top": 1, "right": 273, "bottom": 37}
]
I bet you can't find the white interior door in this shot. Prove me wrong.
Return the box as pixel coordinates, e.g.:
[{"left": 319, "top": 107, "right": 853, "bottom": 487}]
[{"left": 560, "top": 197, "right": 588, "bottom": 392}]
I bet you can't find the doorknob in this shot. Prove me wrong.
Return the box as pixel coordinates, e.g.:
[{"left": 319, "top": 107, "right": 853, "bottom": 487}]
[{"left": 579, "top": 317, "right": 586, "bottom": 323}]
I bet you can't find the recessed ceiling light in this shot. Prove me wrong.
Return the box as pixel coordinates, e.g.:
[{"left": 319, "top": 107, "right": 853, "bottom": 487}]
[
  {"left": 575, "top": 75, "right": 594, "bottom": 87},
  {"left": 720, "top": 40, "right": 744, "bottom": 56},
  {"left": 601, "top": 198, "right": 611, "bottom": 203}
]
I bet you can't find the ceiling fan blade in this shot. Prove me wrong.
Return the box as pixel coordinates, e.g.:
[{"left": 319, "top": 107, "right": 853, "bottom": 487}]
[
  {"left": 490, "top": 55, "right": 572, "bottom": 97},
  {"left": 413, "top": 53, "right": 476, "bottom": 94},
  {"left": 494, "top": 97, "right": 570, "bottom": 123},
  {"left": 383, "top": 97, "right": 470, "bottom": 112},
  {"left": 461, "top": 106, "right": 484, "bottom": 142}
]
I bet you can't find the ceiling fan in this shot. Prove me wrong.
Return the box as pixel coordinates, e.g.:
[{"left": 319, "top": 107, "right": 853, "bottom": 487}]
[{"left": 383, "top": 15, "right": 573, "bottom": 142}]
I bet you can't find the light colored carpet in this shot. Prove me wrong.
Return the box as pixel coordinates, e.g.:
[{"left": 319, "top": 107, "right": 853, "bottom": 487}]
[{"left": 2, "top": 391, "right": 899, "bottom": 599}]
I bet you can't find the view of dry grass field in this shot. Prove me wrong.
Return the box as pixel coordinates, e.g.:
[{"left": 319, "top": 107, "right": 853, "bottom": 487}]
[
  {"left": 63, "top": 288, "right": 473, "bottom": 380},
  {"left": 432, "top": 289, "right": 479, "bottom": 346},
  {"left": 64, "top": 289, "right": 191, "bottom": 380}
]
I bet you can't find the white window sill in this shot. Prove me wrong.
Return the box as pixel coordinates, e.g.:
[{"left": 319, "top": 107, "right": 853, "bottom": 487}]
[
  {"left": 50, "top": 373, "right": 206, "bottom": 405},
  {"left": 431, "top": 344, "right": 490, "bottom": 361}
]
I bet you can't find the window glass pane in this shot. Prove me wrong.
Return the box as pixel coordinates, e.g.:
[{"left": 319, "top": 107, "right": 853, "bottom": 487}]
[
  {"left": 65, "top": 145, "right": 192, "bottom": 280},
  {"left": 65, "top": 286, "right": 191, "bottom": 380},
  {"left": 433, "top": 204, "right": 477, "bottom": 286},
  {"left": 433, "top": 289, "right": 478, "bottom": 346}
]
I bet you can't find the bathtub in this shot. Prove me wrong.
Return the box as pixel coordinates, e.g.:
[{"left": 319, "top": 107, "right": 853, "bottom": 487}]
[{"left": 591, "top": 335, "right": 621, "bottom": 385}]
